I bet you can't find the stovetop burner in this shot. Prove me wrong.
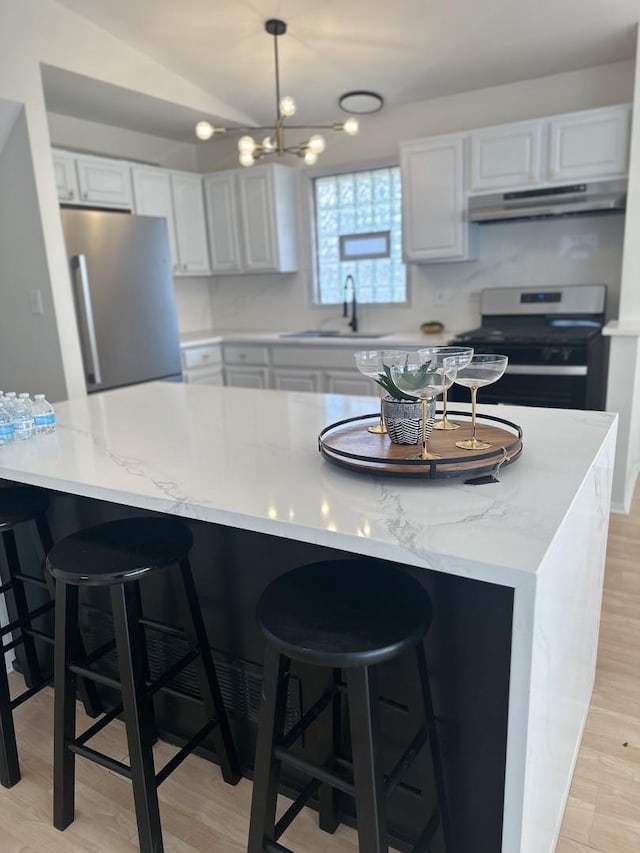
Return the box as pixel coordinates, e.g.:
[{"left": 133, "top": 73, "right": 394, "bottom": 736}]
[{"left": 454, "top": 323, "right": 602, "bottom": 346}]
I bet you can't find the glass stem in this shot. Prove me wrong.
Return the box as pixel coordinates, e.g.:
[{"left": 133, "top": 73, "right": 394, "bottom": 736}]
[
  {"left": 441, "top": 388, "right": 449, "bottom": 424},
  {"left": 471, "top": 386, "right": 478, "bottom": 441},
  {"left": 379, "top": 388, "right": 385, "bottom": 431},
  {"left": 421, "top": 397, "right": 428, "bottom": 457}
]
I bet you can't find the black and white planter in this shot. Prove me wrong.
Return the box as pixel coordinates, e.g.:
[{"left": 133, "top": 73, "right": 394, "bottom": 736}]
[{"left": 382, "top": 396, "right": 437, "bottom": 445}]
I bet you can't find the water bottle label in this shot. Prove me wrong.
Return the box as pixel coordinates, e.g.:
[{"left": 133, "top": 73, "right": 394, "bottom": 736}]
[
  {"left": 0, "top": 424, "right": 14, "bottom": 437},
  {"left": 34, "top": 413, "right": 56, "bottom": 426},
  {"left": 14, "top": 418, "right": 34, "bottom": 434}
]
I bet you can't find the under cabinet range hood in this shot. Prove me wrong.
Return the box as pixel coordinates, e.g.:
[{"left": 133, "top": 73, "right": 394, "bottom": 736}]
[{"left": 468, "top": 180, "right": 626, "bottom": 224}]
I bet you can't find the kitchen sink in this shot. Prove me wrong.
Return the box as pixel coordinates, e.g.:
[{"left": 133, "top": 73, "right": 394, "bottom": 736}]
[{"left": 280, "top": 330, "right": 388, "bottom": 339}]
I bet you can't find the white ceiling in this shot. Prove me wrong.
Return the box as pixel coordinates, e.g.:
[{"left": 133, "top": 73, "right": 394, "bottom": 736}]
[{"left": 48, "top": 0, "right": 639, "bottom": 140}]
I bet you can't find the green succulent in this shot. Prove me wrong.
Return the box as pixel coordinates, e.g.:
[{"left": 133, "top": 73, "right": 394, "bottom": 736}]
[{"left": 374, "top": 358, "right": 439, "bottom": 402}]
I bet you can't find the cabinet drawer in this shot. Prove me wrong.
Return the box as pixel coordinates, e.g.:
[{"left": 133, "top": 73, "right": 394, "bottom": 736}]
[
  {"left": 182, "top": 344, "right": 222, "bottom": 370},
  {"left": 223, "top": 345, "right": 270, "bottom": 366}
]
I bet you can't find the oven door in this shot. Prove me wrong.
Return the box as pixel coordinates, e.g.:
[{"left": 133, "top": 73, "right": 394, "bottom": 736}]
[{"left": 449, "top": 364, "right": 589, "bottom": 409}]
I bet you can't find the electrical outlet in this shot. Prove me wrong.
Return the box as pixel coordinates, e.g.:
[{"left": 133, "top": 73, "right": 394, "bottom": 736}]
[{"left": 29, "top": 289, "right": 44, "bottom": 315}]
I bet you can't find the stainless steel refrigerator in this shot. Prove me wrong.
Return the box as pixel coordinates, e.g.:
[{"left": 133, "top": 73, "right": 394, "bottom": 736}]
[{"left": 60, "top": 208, "right": 182, "bottom": 393}]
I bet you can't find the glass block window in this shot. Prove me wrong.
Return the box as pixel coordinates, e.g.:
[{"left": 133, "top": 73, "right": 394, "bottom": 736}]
[{"left": 313, "top": 167, "right": 406, "bottom": 305}]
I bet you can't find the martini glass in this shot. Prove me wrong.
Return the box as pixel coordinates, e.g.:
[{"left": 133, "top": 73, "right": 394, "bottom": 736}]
[
  {"left": 390, "top": 354, "right": 458, "bottom": 460},
  {"left": 418, "top": 346, "right": 474, "bottom": 430},
  {"left": 454, "top": 354, "right": 509, "bottom": 450},
  {"left": 354, "top": 350, "right": 406, "bottom": 434}
]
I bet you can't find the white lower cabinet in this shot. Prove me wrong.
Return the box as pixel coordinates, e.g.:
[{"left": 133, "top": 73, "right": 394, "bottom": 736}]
[
  {"left": 325, "top": 371, "right": 373, "bottom": 396},
  {"left": 181, "top": 343, "right": 224, "bottom": 384},
  {"left": 272, "top": 369, "right": 323, "bottom": 393},
  {"left": 224, "top": 366, "right": 270, "bottom": 389}
]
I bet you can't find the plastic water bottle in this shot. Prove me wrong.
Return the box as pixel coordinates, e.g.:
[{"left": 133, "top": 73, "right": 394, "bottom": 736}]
[
  {"left": 0, "top": 400, "right": 14, "bottom": 445},
  {"left": 3, "top": 392, "right": 17, "bottom": 422},
  {"left": 13, "top": 393, "right": 35, "bottom": 441},
  {"left": 32, "top": 394, "right": 56, "bottom": 434}
]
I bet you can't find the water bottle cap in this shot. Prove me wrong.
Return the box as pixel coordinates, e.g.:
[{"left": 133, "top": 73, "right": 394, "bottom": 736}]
[
  {"left": 34, "top": 394, "right": 45, "bottom": 400},
  {"left": 18, "top": 393, "right": 30, "bottom": 398},
  {"left": 6, "top": 392, "right": 16, "bottom": 398}
]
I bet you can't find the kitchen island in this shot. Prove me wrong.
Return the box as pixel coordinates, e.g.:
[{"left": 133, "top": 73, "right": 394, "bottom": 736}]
[{"left": 0, "top": 382, "right": 616, "bottom": 853}]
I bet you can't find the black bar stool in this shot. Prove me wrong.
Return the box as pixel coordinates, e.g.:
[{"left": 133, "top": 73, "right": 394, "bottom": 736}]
[
  {"left": 47, "top": 516, "right": 241, "bottom": 853},
  {"left": 248, "top": 559, "right": 452, "bottom": 853},
  {"left": 0, "top": 485, "right": 101, "bottom": 788}
]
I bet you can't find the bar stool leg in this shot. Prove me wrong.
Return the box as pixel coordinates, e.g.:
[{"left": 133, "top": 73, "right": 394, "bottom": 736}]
[
  {"left": 415, "top": 643, "right": 453, "bottom": 852},
  {"left": 36, "top": 517, "right": 103, "bottom": 720},
  {"left": 318, "top": 667, "right": 341, "bottom": 833},
  {"left": 178, "top": 558, "right": 240, "bottom": 785},
  {"left": 2, "top": 529, "right": 43, "bottom": 689},
  {"left": 247, "top": 645, "right": 291, "bottom": 853},
  {"left": 111, "top": 581, "right": 163, "bottom": 853},
  {"left": 0, "top": 646, "right": 19, "bottom": 788},
  {"left": 53, "top": 582, "right": 80, "bottom": 830},
  {"left": 346, "top": 665, "right": 388, "bottom": 853}
]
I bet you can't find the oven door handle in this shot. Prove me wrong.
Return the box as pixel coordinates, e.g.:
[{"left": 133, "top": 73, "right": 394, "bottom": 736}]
[{"left": 506, "top": 364, "right": 588, "bottom": 377}]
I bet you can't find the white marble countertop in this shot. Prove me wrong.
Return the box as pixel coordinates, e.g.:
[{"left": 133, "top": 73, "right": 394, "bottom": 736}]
[
  {"left": 0, "top": 383, "right": 616, "bottom": 587},
  {"left": 180, "top": 329, "right": 454, "bottom": 348},
  {"left": 603, "top": 319, "right": 640, "bottom": 336}
]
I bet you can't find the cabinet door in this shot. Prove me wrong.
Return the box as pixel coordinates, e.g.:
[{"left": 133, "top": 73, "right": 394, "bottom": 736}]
[
  {"left": 401, "top": 134, "right": 470, "bottom": 262},
  {"left": 203, "top": 172, "right": 243, "bottom": 274},
  {"left": 272, "top": 368, "right": 323, "bottom": 393},
  {"left": 184, "top": 366, "right": 224, "bottom": 385},
  {"left": 224, "top": 365, "right": 270, "bottom": 388},
  {"left": 548, "top": 106, "right": 631, "bottom": 182},
  {"left": 52, "top": 150, "right": 79, "bottom": 203},
  {"left": 132, "top": 167, "right": 179, "bottom": 273},
  {"left": 171, "top": 172, "right": 211, "bottom": 275},
  {"left": 75, "top": 155, "right": 133, "bottom": 208},
  {"left": 470, "top": 121, "right": 542, "bottom": 190},
  {"left": 236, "top": 167, "right": 279, "bottom": 271},
  {"left": 325, "top": 371, "right": 373, "bottom": 396}
]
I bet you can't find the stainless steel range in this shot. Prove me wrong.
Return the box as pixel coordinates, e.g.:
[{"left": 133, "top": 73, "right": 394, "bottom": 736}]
[{"left": 449, "top": 284, "right": 608, "bottom": 410}]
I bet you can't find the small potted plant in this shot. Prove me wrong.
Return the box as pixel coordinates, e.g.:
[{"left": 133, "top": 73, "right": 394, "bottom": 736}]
[{"left": 375, "top": 360, "right": 437, "bottom": 445}]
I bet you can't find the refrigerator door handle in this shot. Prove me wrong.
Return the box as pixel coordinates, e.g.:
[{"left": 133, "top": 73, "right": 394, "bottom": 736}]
[{"left": 71, "top": 254, "right": 102, "bottom": 386}]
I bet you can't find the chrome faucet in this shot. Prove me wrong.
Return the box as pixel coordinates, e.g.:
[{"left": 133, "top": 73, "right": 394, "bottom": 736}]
[{"left": 343, "top": 275, "right": 358, "bottom": 333}]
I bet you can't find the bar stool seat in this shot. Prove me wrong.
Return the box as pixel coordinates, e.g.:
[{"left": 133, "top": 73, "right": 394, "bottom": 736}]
[
  {"left": 258, "top": 560, "right": 431, "bottom": 667},
  {"left": 48, "top": 515, "right": 240, "bottom": 853},
  {"left": 248, "top": 559, "right": 452, "bottom": 853}
]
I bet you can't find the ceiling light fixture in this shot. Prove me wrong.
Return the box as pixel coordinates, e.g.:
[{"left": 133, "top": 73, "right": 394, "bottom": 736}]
[
  {"left": 339, "top": 90, "right": 384, "bottom": 115},
  {"left": 195, "top": 19, "right": 360, "bottom": 167}
]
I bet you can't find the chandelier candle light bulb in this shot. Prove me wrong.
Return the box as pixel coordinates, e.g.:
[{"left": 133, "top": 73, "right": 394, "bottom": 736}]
[{"left": 194, "top": 19, "right": 369, "bottom": 167}]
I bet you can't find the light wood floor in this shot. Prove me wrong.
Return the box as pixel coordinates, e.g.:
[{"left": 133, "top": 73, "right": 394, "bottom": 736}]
[{"left": 0, "top": 486, "right": 638, "bottom": 852}]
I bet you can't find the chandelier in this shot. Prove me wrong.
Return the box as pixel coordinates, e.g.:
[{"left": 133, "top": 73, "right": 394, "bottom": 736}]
[{"left": 195, "top": 19, "right": 360, "bottom": 167}]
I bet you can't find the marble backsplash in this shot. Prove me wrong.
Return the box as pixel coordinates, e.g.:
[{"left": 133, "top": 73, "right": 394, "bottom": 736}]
[{"left": 183, "top": 214, "right": 625, "bottom": 338}]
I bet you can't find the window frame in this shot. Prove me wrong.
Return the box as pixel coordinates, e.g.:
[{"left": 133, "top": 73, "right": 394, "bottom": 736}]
[{"left": 304, "top": 158, "right": 410, "bottom": 309}]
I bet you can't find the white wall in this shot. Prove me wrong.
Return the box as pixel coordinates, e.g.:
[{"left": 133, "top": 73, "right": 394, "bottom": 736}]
[
  {"left": 47, "top": 112, "right": 198, "bottom": 171},
  {"left": 0, "top": 105, "right": 67, "bottom": 401}
]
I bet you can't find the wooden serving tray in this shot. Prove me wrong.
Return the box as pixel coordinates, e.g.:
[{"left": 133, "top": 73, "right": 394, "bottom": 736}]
[{"left": 318, "top": 409, "right": 523, "bottom": 480}]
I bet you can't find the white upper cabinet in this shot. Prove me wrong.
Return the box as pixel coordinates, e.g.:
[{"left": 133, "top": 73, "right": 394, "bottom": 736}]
[
  {"left": 400, "top": 133, "right": 472, "bottom": 263},
  {"left": 52, "top": 150, "right": 80, "bottom": 203},
  {"left": 468, "top": 105, "right": 631, "bottom": 193},
  {"left": 170, "top": 172, "right": 211, "bottom": 275},
  {"left": 547, "top": 106, "right": 631, "bottom": 183},
  {"left": 203, "top": 172, "right": 243, "bottom": 274},
  {"left": 132, "top": 167, "right": 211, "bottom": 276},
  {"left": 131, "top": 166, "right": 179, "bottom": 273},
  {"left": 204, "top": 163, "right": 298, "bottom": 275},
  {"left": 53, "top": 149, "right": 132, "bottom": 208},
  {"left": 470, "top": 121, "right": 542, "bottom": 191}
]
